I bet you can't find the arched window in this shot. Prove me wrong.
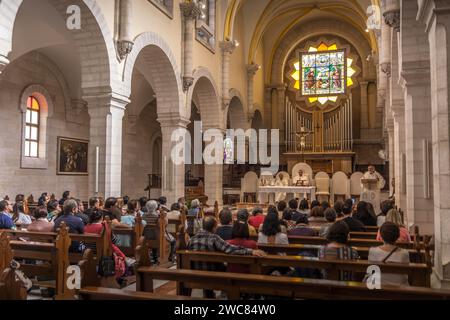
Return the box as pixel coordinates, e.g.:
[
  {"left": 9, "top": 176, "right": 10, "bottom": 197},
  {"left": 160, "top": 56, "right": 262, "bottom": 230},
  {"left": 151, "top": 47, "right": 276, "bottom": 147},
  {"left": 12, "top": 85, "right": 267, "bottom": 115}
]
[
  {"left": 24, "top": 96, "right": 40, "bottom": 158},
  {"left": 20, "top": 85, "right": 53, "bottom": 169}
]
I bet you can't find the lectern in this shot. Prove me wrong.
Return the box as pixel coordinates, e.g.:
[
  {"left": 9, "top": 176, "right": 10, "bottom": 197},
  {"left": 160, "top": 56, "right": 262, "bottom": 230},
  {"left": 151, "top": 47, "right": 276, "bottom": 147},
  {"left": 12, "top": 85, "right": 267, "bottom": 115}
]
[{"left": 360, "top": 178, "right": 381, "bottom": 211}]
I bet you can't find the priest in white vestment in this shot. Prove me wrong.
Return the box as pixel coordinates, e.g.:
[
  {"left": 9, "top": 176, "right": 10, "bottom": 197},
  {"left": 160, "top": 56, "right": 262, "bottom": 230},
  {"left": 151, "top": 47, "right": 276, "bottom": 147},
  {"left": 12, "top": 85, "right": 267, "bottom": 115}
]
[
  {"left": 292, "top": 169, "right": 311, "bottom": 200},
  {"left": 275, "top": 173, "right": 289, "bottom": 202},
  {"left": 360, "top": 165, "right": 385, "bottom": 213}
]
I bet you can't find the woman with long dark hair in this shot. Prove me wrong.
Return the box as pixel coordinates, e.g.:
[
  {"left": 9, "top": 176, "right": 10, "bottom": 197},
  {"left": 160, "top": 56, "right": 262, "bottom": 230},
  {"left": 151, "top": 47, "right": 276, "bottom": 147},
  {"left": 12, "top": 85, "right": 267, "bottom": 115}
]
[{"left": 258, "top": 210, "right": 289, "bottom": 245}]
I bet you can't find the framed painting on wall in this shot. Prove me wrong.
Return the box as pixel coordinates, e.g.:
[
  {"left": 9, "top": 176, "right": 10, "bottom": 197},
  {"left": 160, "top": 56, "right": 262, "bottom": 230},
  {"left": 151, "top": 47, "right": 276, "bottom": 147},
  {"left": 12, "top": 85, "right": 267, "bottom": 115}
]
[{"left": 57, "top": 137, "right": 89, "bottom": 175}]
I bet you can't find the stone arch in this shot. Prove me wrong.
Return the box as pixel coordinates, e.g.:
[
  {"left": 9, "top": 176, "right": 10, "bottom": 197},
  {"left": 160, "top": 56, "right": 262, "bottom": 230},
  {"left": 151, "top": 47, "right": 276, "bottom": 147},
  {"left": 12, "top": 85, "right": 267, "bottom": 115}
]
[
  {"left": 227, "top": 92, "right": 248, "bottom": 130},
  {"left": 122, "top": 32, "right": 183, "bottom": 118},
  {"left": 0, "top": 0, "right": 119, "bottom": 95},
  {"left": 270, "top": 17, "right": 373, "bottom": 85},
  {"left": 252, "top": 109, "right": 263, "bottom": 130},
  {"left": 187, "top": 67, "right": 221, "bottom": 129}
]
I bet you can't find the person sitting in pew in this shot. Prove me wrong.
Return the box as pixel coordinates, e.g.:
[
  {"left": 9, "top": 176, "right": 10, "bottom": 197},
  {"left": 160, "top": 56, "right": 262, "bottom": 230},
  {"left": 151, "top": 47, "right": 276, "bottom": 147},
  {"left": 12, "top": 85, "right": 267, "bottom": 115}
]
[
  {"left": 258, "top": 210, "right": 289, "bottom": 245},
  {"left": 319, "top": 208, "right": 337, "bottom": 237},
  {"left": 47, "top": 199, "right": 61, "bottom": 222},
  {"left": 84, "top": 208, "right": 128, "bottom": 281},
  {"left": 54, "top": 199, "right": 84, "bottom": 234},
  {"left": 187, "top": 216, "right": 266, "bottom": 298},
  {"left": 88, "top": 197, "right": 101, "bottom": 210},
  {"left": 354, "top": 201, "right": 377, "bottom": 227},
  {"left": 276, "top": 201, "right": 287, "bottom": 220},
  {"left": 369, "top": 222, "right": 410, "bottom": 286},
  {"left": 216, "top": 208, "right": 233, "bottom": 241},
  {"left": 27, "top": 207, "right": 54, "bottom": 232},
  {"left": 309, "top": 206, "right": 326, "bottom": 224},
  {"left": 9, "top": 201, "right": 32, "bottom": 225},
  {"left": 227, "top": 221, "right": 258, "bottom": 273},
  {"left": 75, "top": 199, "right": 89, "bottom": 226},
  {"left": 121, "top": 199, "right": 146, "bottom": 228},
  {"left": 377, "top": 200, "right": 395, "bottom": 227},
  {"left": 167, "top": 203, "right": 181, "bottom": 221},
  {"left": 333, "top": 201, "right": 344, "bottom": 219},
  {"left": 236, "top": 208, "right": 257, "bottom": 236},
  {"left": 101, "top": 197, "right": 129, "bottom": 228},
  {"left": 298, "top": 199, "right": 310, "bottom": 217},
  {"left": 281, "top": 208, "right": 295, "bottom": 232},
  {"left": 249, "top": 207, "right": 265, "bottom": 231},
  {"left": 138, "top": 197, "right": 148, "bottom": 215},
  {"left": 376, "top": 209, "right": 410, "bottom": 243},
  {"left": 284, "top": 199, "right": 302, "bottom": 222},
  {"left": 0, "top": 200, "right": 14, "bottom": 229},
  {"left": 340, "top": 203, "right": 366, "bottom": 232},
  {"left": 288, "top": 214, "right": 317, "bottom": 237},
  {"left": 319, "top": 221, "right": 359, "bottom": 281}
]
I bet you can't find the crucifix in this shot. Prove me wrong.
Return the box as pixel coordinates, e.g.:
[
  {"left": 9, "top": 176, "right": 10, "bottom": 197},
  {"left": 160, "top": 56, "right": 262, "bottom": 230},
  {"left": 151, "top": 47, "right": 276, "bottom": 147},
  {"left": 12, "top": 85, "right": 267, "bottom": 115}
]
[{"left": 295, "top": 126, "right": 314, "bottom": 154}]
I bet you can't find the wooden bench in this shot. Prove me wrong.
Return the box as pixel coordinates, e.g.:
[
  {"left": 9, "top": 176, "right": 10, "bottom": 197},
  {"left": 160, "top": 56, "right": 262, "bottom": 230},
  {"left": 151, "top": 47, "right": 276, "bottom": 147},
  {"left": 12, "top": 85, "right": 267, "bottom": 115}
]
[
  {"left": 174, "top": 250, "right": 431, "bottom": 287},
  {"left": 78, "top": 286, "right": 204, "bottom": 300},
  {"left": 113, "top": 215, "right": 144, "bottom": 257},
  {"left": 0, "top": 267, "right": 27, "bottom": 300},
  {"left": 136, "top": 268, "right": 450, "bottom": 300},
  {"left": 0, "top": 223, "right": 75, "bottom": 299},
  {"left": 249, "top": 235, "right": 426, "bottom": 250},
  {"left": 257, "top": 243, "right": 430, "bottom": 263}
]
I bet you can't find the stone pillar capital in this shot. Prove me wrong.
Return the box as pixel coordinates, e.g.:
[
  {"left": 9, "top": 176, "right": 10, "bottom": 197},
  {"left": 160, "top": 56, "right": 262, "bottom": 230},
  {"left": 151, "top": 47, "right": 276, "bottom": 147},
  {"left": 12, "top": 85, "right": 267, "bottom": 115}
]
[
  {"left": 247, "top": 63, "right": 261, "bottom": 77},
  {"left": 180, "top": 2, "right": 202, "bottom": 20},
  {"left": 383, "top": 0, "right": 400, "bottom": 31},
  {"left": 220, "top": 40, "right": 238, "bottom": 55},
  {"left": 157, "top": 114, "right": 190, "bottom": 129}
]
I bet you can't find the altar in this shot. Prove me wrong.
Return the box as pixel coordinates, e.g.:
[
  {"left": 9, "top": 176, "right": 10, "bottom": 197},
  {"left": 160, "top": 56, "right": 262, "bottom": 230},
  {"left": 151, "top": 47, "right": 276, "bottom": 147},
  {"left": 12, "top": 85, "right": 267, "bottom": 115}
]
[{"left": 258, "top": 185, "right": 316, "bottom": 204}]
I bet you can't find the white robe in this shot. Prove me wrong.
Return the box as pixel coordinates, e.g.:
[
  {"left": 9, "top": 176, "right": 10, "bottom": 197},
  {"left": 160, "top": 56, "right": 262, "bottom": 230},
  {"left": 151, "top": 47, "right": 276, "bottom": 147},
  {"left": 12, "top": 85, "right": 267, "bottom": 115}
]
[
  {"left": 292, "top": 174, "right": 311, "bottom": 200},
  {"left": 275, "top": 177, "right": 289, "bottom": 202},
  {"left": 361, "top": 171, "right": 385, "bottom": 190}
]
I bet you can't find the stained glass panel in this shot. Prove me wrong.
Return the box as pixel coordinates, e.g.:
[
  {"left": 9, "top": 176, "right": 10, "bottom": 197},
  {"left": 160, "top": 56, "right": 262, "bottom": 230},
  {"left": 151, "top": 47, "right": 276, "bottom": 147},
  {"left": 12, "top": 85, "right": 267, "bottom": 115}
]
[{"left": 300, "top": 49, "right": 346, "bottom": 97}]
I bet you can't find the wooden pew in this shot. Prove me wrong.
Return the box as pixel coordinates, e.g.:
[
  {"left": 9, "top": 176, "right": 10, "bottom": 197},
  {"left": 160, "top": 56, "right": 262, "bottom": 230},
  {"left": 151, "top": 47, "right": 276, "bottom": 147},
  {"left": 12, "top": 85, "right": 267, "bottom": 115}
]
[
  {"left": 137, "top": 268, "right": 450, "bottom": 300},
  {"left": 257, "top": 243, "right": 429, "bottom": 263},
  {"left": 0, "top": 223, "right": 75, "bottom": 299},
  {"left": 113, "top": 215, "right": 144, "bottom": 257},
  {"left": 175, "top": 250, "right": 431, "bottom": 287},
  {"left": 78, "top": 286, "right": 204, "bottom": 300},
  {"left": 1, "top": 229, "right": 105, "bottom": 263},
  {"left": 249, "top": 235, "right": 425, "bottom": 250},
  {"left": 0, "top": 268, "right": 28, "bottom": 300}
]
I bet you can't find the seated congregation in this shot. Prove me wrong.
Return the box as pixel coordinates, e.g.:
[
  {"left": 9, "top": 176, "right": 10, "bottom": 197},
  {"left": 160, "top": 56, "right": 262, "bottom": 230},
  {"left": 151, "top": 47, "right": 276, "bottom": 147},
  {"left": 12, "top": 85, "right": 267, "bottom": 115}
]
[{"left": 1, "top": 191, "right": 446, "bottom": 300}]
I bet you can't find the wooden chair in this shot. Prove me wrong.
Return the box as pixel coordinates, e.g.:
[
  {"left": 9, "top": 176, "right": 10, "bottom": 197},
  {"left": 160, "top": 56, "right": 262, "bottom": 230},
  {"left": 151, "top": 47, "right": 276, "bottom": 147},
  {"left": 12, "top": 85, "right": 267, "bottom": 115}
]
[
  {"left": 240, "top": 171, "right": 259, "bottom": 203},
  {"left": 350, "top": 172, "right": 364, "bottom": 201},
  {"left": 332, "top": 171, "right": 350, "bottom": 202},
  {"left": 314, "top": 172, "right": 331, "bottom": 202}
]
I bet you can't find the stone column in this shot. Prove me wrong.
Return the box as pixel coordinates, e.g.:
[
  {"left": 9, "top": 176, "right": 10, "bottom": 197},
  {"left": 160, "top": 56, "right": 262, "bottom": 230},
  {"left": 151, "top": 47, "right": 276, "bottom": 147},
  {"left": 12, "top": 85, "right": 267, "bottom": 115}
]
[
  {"left": 180, "top": 2, "right": 201, "bottom": 92},
  {"left": 203, "top": 126, "right": 224, "bottom": 206},
  {"left": 247, "top": 63, "right": 260, "bottom": 120},
  {"left": 386, "top": 117, "right": 395, "bottom": 196},
  {"left": 85, "top": 92, "right": 129, "bottom": 198},
  {"left": 220, "top": 40, "right": 238, "bottom": 108},
  {"left": 389, "top": 28, "right": 406, "bottom": 211},
  {"left": 400, "top": 0, "right": 434, "bottom": 233},
  {"left": 117, "top": 0, "right": 134, "bottom": 60},
  {"left": 360, "top": 81, "right": 369, "bottom": 136},
  {"left": 417, "top": 0, "right": 450, "bottom": 288},
  {"left": 276, "top": 84, "right": 287, "bottom": 150},
  {"left": 158, "top": 116, "right": 190, "bottom": 204}
]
